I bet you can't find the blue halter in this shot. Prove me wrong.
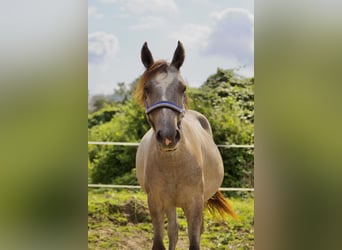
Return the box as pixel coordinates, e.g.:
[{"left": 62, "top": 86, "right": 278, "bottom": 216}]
[{"left": 145, "top": 101, "right": 185, "bottom": 114}]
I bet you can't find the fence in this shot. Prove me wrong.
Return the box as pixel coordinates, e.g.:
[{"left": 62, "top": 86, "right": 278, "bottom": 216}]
[
  {"left": 88, "top": 141, "right": 254, "bottom": 149},
  {"left": 88, "top": 141, "right": 254, "bottom": 192}
]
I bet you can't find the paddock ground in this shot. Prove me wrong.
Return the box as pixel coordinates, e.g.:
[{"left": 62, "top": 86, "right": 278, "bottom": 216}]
[{"left": 88, "top": 189, "right": 254, "bottom": 250}]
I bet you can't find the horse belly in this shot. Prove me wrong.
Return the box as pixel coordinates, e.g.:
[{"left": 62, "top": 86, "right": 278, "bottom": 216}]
[
  {"left": 174, "top": 174, "right": 203, "bottom": 207},
  {"left": 157, "top": 182, "right": 204, "bottom": 208},
  {"left": 181, "top": 114, "right": 224, "bottom": 201},
  {"left": 202, "top": 146, "right": 224, "bottom": 201}
]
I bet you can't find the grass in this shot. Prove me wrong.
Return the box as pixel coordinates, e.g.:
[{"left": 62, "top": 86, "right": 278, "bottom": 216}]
[{"left": 88, "top": 189, "right": 254, "bottom": 250}]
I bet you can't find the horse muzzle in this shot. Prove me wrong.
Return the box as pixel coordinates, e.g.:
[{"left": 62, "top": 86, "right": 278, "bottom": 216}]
[{"left": 156, "top": 127, "right": 181, "bottom": 151}]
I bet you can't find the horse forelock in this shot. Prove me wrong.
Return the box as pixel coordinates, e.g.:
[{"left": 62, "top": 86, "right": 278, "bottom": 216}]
[
  {"left": 134, "top": 60, "right": 169, "bottom": 106},
  {"left": 134, "top": 60, "right": 189, "bottom": 109}
]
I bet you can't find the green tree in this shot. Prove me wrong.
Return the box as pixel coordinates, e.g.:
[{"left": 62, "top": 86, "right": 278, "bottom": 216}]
[{"left": 89, "top": 94, "right": 112, "bottom": 113}]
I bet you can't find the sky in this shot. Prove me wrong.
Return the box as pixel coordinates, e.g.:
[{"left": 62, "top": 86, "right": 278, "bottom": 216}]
[{"left": 88, "top": 0, "right": 254, "bottom": 95}]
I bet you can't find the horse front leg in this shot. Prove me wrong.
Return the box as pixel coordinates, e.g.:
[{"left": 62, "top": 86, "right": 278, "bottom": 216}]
[
  {"left": 148, "top": 195, "right": 166, "bottom": 250},
  {"left": 183, "top": 196, "right": 204, "bottom": 250},
  {"left": 166, "top": 207, "right": 178, "bottom": 250}
]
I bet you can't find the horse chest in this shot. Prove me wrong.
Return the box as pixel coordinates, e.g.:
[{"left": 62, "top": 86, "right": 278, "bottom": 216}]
[{"left": 145, "top": 154, "right": 202, "bottom": 192}]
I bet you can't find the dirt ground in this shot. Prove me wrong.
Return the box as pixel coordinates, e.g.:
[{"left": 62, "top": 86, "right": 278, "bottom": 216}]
[
  {"left": 88, "top": 221, "right": 238, "bottom": 250},
  {"left": 88, "top": 190, "right": 254, "bottom": 249}
]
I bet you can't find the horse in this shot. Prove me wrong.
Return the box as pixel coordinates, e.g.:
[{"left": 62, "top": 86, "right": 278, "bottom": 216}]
[{"left": 135, "top": 41, "right": 237, "bottom": 250}]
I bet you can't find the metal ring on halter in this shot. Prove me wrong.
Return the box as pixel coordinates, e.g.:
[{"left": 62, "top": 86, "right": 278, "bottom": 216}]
[{"left": 145, "top": 101, "right": 185, "bottom": 115}]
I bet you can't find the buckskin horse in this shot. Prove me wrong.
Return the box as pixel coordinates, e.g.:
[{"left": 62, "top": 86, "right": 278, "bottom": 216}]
[{"left": 135, "top": 41, "right": 236, "bottom": 250}]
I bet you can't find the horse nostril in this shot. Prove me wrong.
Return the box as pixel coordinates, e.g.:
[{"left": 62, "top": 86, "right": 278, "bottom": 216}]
[
  {"left": 175, "top": 129, "right": 181, "bottom": 142},
  {"left": 156, "top": 130, "right": 163, "bottom": 143}
]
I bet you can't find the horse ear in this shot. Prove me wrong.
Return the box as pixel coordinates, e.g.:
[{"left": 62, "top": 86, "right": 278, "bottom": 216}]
[
  {"left": 141, "top": 42, "right": 154, "bottom": 69},
  {"left": 171, "top": 41, "right": 185, "bottom": 69}
]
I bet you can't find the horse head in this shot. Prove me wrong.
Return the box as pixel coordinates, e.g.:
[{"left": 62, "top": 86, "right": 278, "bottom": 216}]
[{"left": 139, "top": 41, "right": 187, "bottom": 151}]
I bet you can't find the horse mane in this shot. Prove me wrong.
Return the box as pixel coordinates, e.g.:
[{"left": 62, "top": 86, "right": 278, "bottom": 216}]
[{"left": 134, "top": 60, "right": 169, "bottom": 107}]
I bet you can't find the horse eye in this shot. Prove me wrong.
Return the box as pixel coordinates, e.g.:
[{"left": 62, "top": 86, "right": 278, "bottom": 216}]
[
  {"left": 179, "top": 83, "right": 186, "bottom": 93},
  {"left": 144, "top": 85, "right": 151, "bottom": 94}
]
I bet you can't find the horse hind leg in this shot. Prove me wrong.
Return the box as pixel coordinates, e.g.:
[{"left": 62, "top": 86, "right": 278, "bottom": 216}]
[{"left": 166, "top": 207, "right": 178, "bottom": 250}]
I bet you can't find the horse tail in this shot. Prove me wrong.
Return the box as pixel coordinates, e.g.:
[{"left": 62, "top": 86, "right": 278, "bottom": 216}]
[{"left": 207, "top": 191, "right": 238, "bottom": 219}]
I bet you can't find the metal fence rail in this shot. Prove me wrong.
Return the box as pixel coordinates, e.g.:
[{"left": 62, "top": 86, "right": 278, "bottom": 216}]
[
  {"left": 88, "top": 184, "right": 254, "bottom": 192},
  {"left": 88, "top": 141, "right": 140, "bottom": 146},
  {"left": 88, "top": 141, "right": 254, "bottom": 148}
]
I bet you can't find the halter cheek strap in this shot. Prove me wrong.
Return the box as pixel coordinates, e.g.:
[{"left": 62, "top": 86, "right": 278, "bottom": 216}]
[{"left": 145, "top": 101, "right": 185, "bottom": 114}]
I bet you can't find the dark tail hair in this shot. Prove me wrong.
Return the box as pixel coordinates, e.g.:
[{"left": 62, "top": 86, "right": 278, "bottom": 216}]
[{"left": 207, "top": 191, "right": 238, "bottom": 219}]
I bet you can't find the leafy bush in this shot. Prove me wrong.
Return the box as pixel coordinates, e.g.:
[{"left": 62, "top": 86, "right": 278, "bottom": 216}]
[
  {"left": 88, "top": 100, "right": 148, "bottom": 184},
  {"left": 88, "top": 106, "right": 119, "bottom": 128}
]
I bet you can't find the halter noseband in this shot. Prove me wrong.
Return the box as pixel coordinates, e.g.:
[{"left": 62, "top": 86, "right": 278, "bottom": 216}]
[{"left": 145, "top": 101, "right": 185, "bottom": 115}]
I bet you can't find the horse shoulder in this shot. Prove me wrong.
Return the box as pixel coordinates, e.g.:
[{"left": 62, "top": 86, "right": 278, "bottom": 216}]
[
  {"left": 136, "top": 129, "right": 154, "bottom": 191},
  {"left": 184, "top": 110, "right": 213, "bottom": 136}
]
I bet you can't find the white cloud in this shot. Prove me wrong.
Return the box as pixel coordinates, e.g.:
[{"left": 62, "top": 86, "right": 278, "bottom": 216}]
[
  {"left": 130, "top": 16, "right": 164, "bottom": 30},
  {"left": 88, "top": 32, "right": 119, "bottom": 64},
  {"left": 169, "top": 8, "right": 254, "bottom": 66},
  {"left": 100, "top": 0, "right": 178, "bottom": 14},
  {"left": 169, "top": 24, "right": 211, "bottom": 50},
  {"left": 91, "top": 82, "right": 117, "bottom": 95},
  {"left": 204, "top": 8, "right": 254, "bottom": 65},
  {"left": 88, "top": 6, "right": 103, "bottom": 19}
]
